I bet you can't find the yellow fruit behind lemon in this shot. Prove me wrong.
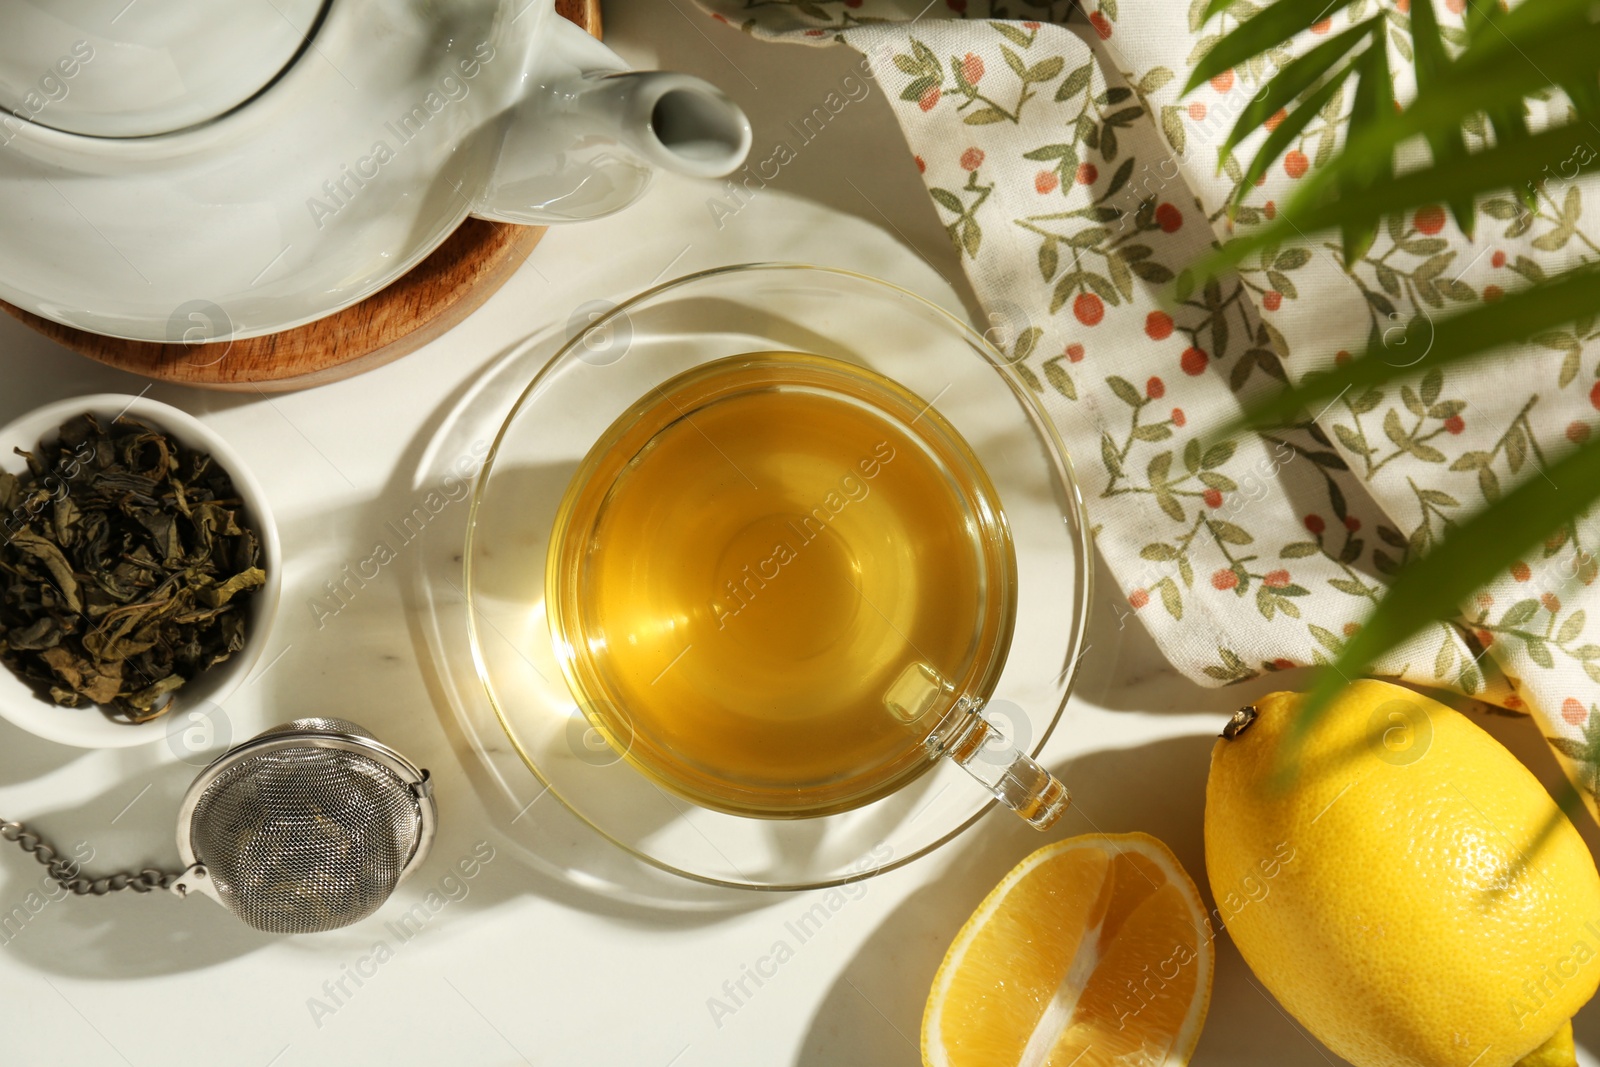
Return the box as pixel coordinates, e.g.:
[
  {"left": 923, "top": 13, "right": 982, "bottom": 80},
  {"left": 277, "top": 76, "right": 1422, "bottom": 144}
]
[
  {"left": 922, "top": 832, "right": 1213, "bottom": 1067},
  {"left": 1207, "top": 679, "right": 1600, "bottom": 1067}
]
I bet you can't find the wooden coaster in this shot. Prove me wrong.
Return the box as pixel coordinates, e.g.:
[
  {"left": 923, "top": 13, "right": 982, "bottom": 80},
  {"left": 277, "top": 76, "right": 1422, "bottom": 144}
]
[{"left": 1, "top": 0, "right": 602, "bottom": 393}]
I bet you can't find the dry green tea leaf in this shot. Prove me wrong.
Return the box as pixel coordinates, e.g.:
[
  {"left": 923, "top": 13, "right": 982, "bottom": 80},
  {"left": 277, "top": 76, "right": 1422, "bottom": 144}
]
[{"left": 0, "top": 414, "right": 265, "bottom": 723}]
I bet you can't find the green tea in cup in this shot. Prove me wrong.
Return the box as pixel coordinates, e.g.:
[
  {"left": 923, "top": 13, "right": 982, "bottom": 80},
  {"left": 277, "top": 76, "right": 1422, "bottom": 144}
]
[{"left": 548, "top": 352, "right": 1017, "bottom": 818}]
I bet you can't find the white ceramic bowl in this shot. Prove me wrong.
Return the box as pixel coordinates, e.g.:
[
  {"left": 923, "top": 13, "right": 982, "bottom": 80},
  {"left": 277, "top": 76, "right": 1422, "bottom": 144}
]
[{"left": 0, "top": 395, "right": 281, "bottom": 748}]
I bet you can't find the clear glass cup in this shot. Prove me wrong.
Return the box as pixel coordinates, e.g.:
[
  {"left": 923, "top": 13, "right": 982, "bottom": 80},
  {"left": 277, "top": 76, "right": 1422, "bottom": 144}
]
[{"left": 466, "top": 264, "right": 1092, "bottom": 889}]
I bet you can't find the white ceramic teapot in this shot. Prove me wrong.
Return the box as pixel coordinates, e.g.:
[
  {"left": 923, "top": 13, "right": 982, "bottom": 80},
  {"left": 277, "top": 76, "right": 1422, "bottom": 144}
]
[{"left": 0, "top": 0, "right": 752, "bottom": 342}]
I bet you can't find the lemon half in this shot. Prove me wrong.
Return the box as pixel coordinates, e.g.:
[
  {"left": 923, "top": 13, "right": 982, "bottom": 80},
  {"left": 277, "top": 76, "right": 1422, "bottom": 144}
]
[{"left": 923, "top": 832, "right": 1213, "bottom": 1066}]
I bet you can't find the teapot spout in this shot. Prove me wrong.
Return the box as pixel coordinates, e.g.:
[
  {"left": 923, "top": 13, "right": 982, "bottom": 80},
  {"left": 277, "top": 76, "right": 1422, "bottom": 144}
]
[
  {"left": 473, "top": 21, "right": 751, "bottom": 226},
  {"left": 593, "top": 72, "right": 751, "bottom": 180}
]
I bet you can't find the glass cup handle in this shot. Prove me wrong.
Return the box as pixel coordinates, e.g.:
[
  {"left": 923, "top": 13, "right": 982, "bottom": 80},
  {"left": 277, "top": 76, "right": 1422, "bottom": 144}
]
[{"left": 885, "top": 664, "right": 1070, "bottom": 830}]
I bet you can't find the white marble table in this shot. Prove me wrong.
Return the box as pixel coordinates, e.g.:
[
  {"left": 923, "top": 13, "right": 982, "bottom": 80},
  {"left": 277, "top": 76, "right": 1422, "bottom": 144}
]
[{"left": 1, "top": 2, "right": 1597, "bottom": 1064}]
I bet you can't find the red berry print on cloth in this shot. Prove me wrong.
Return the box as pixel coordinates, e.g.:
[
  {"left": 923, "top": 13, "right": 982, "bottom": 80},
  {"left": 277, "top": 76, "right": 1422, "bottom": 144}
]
[
  {"left": 1414, "top": 205, "right": 1446, "bottom": 235},
  {"left": 1180, "top": 347, "right": 1208, "bottom": 375},
  {"left": 1145, "top": 311, "right": 1173, "bottom": 340},
  {"left": 1074, "top": 293, "right": 1104, "bottom": 326}
]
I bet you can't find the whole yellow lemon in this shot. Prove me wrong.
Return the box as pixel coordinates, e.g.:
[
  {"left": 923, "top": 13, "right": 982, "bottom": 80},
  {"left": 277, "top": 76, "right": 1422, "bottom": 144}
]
[{"left": 1206, "top": 679, "right": 1600, "bottom": 1067}]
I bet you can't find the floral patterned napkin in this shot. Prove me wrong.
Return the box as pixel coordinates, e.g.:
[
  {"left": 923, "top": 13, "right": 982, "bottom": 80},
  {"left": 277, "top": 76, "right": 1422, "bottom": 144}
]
[{"left": 691, "top": 0, "right": 1600, "bottom": 817}]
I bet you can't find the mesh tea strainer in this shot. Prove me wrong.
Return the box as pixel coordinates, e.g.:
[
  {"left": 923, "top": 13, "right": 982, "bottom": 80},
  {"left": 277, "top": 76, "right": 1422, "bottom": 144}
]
[{"left": 0, "top": 718, "right": 436, "bottom": 934}]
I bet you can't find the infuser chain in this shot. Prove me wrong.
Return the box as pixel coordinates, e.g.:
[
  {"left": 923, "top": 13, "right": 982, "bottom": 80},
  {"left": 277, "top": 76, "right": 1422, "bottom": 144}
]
[{"left": 0, "top": 818, "right": 181, "bottom": 895}]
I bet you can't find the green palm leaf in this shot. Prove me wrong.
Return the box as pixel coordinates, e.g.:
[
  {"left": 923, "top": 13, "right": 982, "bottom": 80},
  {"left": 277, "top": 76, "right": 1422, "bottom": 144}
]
[
  {"left": 1196, "top": 2, "right": 1600, "bottom": 275},
  {"left": 1232, "top": 63, "right": 1359, "bottom": 203},
  {"left": 1337, "top": 25, "right": 1392, "bottom": 265},
  {"left": 1185, "top": 0, "right": 1359, "bottom": 92},
  {"left": 1217, "top": 19, "right": 1376, "bottom": 177},
  {"left": 1465, "top": 0, "right": 1535, "bottom": 204},
  {"left": 1286, "top": 436, "right": 1600, "bottom": 759},
  {"left": 1183, "top": 0, "right": 1600, "bottom": 766},
  {"left": 1190, "top": 120, "right": 1600, "bottom": 284},
  {"left": 1408, "top": 0, "right": 1474, "bottom": 235},
  {"left": 1220, "top": 266, "right": 1600, "bottom": 434}
]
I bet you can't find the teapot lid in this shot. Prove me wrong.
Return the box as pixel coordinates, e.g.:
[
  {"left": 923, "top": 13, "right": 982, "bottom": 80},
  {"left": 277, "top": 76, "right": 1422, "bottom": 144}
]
[{"left": 0, "top": 0, "right": 325, "bottom": 138}]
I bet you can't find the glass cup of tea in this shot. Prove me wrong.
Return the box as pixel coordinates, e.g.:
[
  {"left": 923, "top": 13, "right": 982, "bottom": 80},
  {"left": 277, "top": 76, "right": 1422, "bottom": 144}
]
[{"left": 466, "top": 264, "right": 1092, "bottom": 889}]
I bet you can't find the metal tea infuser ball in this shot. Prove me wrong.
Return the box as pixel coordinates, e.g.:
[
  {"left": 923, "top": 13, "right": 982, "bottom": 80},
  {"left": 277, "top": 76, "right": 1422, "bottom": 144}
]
[{"left": 0, "top": 718, "right": 436, "bottom": 934}]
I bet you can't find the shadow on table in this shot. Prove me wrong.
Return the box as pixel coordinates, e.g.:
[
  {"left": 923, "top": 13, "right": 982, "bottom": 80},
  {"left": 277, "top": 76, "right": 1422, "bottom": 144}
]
[
  {"left": 790, "top": 733, "right": 1341, "bottom": 1067},
  {"left": 255, "top": 326, "right": 775, "bottom": 930},
  {"left": 0, "top": 721, "right": 85, "bottom": 787},
  {"left": 0, "top": 759, "right": 278, "bottom": 978}
]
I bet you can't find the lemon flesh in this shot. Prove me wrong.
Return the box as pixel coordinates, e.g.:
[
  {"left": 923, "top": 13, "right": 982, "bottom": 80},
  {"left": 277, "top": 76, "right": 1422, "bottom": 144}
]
[
  {"left": 1206, "top": 679, "right": 1600, "bottom": 1067},
  {"left": 922, "top": 833, "right": 1213, "bottom": 1067}
]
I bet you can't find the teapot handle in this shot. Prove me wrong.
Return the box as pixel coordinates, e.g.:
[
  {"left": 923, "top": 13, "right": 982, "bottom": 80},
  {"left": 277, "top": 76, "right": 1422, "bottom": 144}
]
[{"left": 472, "top": 15, "right": 750, "bottom": 226}]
